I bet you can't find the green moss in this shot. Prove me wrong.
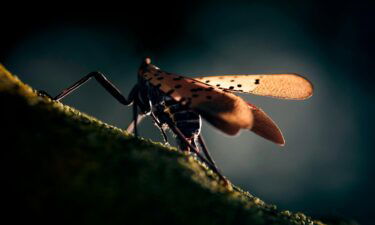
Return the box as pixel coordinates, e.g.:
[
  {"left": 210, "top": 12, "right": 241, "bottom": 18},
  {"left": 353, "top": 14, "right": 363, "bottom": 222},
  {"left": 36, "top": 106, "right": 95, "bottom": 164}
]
[{"left": 0, "top": 65, "right": 325, "bottom": 225}]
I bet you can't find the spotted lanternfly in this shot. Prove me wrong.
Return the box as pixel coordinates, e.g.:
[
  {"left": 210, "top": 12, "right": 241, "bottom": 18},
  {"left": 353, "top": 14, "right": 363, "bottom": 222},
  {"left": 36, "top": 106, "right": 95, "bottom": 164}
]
[{"left": 40, "top": 58, "right": 313, "bottom": 182}]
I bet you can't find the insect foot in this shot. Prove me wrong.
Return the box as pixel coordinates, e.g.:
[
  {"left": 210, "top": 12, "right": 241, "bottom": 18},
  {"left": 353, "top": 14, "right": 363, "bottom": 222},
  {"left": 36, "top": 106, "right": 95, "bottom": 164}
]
[{"left": 36, "top": 90, "right": 53, "bottom": 99}]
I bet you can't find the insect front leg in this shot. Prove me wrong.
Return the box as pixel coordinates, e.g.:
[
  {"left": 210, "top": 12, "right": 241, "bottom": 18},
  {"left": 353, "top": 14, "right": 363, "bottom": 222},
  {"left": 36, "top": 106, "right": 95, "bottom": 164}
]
[
  {"left": 126, "top": 113, "right": 145, "bottom": 135},
  {"left": 39, "top": 71, "right": 135, "bottom": 106},
  {"left": 131, "top": 102, "right": 140, "bottom": 137}
]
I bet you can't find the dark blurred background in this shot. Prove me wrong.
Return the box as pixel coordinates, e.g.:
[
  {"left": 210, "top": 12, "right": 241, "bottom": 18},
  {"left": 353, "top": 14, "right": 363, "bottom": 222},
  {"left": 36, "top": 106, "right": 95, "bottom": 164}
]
[{"left": 1, "top": 1, "right": 374, "bottom": 224}]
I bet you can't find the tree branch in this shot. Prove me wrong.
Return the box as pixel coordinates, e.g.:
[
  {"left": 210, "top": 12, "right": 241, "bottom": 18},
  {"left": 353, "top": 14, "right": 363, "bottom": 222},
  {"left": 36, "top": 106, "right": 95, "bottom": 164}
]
[{"left": 0, "top": 65, "right": 325, "bottom": 225}]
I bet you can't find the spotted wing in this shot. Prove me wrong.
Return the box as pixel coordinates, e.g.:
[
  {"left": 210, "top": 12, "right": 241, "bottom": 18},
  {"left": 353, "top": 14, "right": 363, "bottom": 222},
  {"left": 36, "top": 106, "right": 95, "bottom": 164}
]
[
  {"left": 248, "top": 103, "right": 285, "bottom": 145},
  {"left": 140, "top": 66, "right": 254, "bottom": 135},
  {"left": 194, "top": 74, "right": 313, "bottom": 100}
]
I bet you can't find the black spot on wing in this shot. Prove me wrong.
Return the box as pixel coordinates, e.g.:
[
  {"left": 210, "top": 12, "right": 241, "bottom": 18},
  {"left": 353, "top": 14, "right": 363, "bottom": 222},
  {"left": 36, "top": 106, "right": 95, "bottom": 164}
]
[
  {"left": 255, "top": 79, "right": 260, "bottom": 84},
  {"left": 237, "top": 84, "right": 242, "bottom": 87}
]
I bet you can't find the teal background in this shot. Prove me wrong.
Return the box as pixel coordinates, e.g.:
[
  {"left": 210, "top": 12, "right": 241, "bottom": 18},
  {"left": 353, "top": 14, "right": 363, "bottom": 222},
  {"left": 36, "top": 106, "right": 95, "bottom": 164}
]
[{"left": 1, "top": 2, "right": 374, "bottom": 224}]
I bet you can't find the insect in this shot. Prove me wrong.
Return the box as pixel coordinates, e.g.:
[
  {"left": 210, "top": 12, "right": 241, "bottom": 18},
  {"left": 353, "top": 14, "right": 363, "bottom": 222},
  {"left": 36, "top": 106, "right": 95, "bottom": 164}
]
[{"left": 40, "top": 58, "right": 313, "bottom": 182}]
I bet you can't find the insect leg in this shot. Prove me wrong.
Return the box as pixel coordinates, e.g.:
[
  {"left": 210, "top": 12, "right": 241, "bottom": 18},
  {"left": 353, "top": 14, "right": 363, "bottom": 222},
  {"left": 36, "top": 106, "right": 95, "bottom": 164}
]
[
  {"left": 126, "top": 114, "right": 145, "bottom": 134},
  {"left": 197, "top": 134, "right": 219, "bottom": 170},
  {"left": 132, "top": 103, "right": 139, "bottom": 137},
  {"left": 187, "top": 137, "right": 200, "bottom": 153},
  {"left": 150, "top": 113, "right": 169, "bottom": 144},
  {"left": 44, "top": 71, "right": 135, "bottom": 106},
  {"left": 168, "top": 123, "right": 227, "bottom": 182}
]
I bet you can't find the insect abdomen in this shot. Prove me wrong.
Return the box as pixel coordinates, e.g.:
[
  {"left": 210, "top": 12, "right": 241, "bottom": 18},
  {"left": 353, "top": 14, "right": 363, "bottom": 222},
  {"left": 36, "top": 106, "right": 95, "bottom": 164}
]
[{"left": 163, "top": 96, "right": 201, "bottom": 138}]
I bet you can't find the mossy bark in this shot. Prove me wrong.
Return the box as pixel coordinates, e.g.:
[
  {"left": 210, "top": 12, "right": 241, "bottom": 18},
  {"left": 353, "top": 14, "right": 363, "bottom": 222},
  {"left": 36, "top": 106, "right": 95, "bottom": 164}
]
[{"left": 0, "top": 65, "right": 325, "bottom": 225}]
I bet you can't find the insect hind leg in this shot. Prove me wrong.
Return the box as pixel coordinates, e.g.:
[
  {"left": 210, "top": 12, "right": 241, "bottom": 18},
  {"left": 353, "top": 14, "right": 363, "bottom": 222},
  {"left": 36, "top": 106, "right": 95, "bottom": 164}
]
[
  {"left": 168, "top": 123, "right": 228, "bottom": 183},
  {"left": 197, "top": 134, "right": 219, "bottom": 170}
]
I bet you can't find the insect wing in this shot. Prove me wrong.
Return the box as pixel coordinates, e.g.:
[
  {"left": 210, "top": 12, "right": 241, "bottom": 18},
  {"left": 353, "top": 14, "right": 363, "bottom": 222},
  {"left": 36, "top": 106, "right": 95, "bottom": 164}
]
[
  {"left": 194, "top": 74, "right": 313, "bottom": 100},
  {"left": 248, "top": 103, "right": 285, "bottom": 145},
  {"left": 140, "top": 66, "right": 254, "bottom": 135}
]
